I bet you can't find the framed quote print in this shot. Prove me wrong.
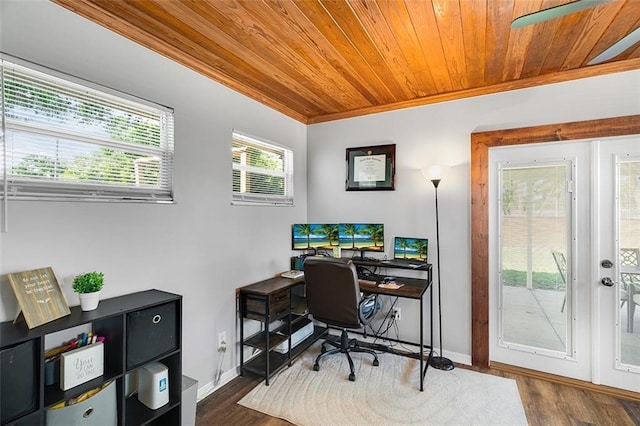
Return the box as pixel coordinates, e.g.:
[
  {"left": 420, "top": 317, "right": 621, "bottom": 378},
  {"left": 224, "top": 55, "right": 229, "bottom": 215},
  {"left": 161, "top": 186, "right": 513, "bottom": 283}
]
[{"left": 346, "top": 143, "right": 395, "bottom": 191}]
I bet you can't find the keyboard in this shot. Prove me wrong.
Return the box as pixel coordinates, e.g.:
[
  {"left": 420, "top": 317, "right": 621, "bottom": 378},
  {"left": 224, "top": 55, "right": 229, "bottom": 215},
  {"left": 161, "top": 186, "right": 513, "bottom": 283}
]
[{"left": 380, "top": 259, "right": 425, "bottom": 268}]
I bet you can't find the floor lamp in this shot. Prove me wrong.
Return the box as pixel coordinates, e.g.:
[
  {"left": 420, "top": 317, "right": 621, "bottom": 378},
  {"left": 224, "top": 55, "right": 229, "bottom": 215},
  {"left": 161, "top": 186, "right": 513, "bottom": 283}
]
[{"left": 423, "top": 165, "right": 455, "bottom": 371}]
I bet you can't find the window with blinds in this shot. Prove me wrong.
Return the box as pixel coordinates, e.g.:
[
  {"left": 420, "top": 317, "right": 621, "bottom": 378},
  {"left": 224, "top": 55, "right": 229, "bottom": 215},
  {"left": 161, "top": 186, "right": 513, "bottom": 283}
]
[
  {"left": 1, "top": 59, "right": 174, "bottom": 202},
  {"left": 232, "top": 131, "right": 293, "bottom": 206}
]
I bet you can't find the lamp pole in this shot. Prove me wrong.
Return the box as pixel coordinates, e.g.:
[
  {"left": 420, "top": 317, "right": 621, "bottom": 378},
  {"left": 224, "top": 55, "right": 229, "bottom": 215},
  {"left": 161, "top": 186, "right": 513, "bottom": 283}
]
[{"left": 430, "top": 176, "right": 454, "bottom": 371}]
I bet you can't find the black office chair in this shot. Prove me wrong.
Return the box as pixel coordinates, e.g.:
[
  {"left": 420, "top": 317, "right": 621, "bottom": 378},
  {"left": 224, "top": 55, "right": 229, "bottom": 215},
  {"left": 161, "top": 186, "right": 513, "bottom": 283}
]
[{"left": 303, "top": 256, "right": 379, "bottom": 381}]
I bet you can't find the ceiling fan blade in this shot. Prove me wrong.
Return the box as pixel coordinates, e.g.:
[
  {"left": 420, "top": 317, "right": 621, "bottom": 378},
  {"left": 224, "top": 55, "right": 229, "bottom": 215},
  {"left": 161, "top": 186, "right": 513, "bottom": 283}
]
[
  {"left": 511, "top": 0, "right": 612, "bottom": 29},
  {"left": 588, "top": 27, "right": 640, "bottom": 65}
]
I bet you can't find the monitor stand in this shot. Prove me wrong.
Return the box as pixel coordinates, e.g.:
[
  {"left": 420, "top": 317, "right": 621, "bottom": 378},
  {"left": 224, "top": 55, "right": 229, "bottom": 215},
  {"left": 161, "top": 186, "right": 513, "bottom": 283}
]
[{"left": 357, "top": 251, "right": 376, "bottom": 262}]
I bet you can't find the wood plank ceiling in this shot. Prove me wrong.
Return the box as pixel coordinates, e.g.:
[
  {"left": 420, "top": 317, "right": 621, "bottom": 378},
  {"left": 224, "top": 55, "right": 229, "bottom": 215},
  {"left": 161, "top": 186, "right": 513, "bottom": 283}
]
[{"left": 52, "top": 0, "right": 640, "bottom": 124}]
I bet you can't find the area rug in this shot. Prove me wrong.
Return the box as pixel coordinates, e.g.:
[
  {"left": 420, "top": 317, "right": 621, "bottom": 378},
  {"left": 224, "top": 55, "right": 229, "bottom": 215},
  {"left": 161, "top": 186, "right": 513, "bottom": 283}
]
[{"left": 238, "top": 344, "right": 527, "bottom": 425}]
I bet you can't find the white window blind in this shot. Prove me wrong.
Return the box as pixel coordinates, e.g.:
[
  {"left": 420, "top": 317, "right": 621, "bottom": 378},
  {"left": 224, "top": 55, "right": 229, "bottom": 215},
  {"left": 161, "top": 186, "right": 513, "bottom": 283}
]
[
  {"left": 1, "top": 59, "right": 174, "bottom": 202},
  {"left": 232, "top": 131, "right": 293, "bottom": 206}
]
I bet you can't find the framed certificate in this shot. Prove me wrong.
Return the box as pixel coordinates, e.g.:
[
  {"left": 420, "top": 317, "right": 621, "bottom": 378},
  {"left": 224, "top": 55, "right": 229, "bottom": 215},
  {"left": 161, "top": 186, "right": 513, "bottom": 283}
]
[{"left": 346, "top": 144, "right": 395, "bottom": 191}]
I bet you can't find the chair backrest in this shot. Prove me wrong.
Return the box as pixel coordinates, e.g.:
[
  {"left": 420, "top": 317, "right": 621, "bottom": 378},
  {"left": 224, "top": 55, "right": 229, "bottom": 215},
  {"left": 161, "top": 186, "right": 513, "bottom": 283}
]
[
  {"left": 551, "top": 250, "right": 567, "bottom": 284},
  {"left": 621, "top": 248, "right": 639, "bottom": 266},
  {"left": 303, "top": 256, "right": 362, "bottom": 329}
]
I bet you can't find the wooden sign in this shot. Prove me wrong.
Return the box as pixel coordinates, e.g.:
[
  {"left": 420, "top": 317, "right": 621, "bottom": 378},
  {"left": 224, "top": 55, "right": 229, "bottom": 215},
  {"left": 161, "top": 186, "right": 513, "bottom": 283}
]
[{"left": 8, "top": 267, "right": 71, "bottom": 329}]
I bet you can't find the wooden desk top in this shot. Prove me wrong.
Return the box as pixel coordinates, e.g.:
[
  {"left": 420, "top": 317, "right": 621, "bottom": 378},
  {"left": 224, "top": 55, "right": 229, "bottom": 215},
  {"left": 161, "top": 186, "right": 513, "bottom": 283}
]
[
  {"left": 238, "top": 271, "right": 430, "bottom": 300},
  {"left": 350, "top": 258, "right": 432, "bottom": 272},
  {"left": 359, "top": 276, "right": 430, "bottom": 299},
  {"left": 238, "top": 274, "right": 305, "bottom": 296}
]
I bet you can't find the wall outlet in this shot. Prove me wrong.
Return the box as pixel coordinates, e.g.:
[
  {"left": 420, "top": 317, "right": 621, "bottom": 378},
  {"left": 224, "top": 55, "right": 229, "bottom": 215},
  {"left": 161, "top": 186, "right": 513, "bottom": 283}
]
[
  {"left": 392, "top": 308, "right": 401, "bottom": 321},
  {"left": 218, "top": 331, "right": 227, "bottom": 348}
]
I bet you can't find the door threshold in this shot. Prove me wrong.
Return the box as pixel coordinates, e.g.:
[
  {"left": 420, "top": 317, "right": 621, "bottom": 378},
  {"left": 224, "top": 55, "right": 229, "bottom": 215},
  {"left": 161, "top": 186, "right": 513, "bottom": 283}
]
[{"left": 490, "top": 362, "right": 640, "bottom": 402}]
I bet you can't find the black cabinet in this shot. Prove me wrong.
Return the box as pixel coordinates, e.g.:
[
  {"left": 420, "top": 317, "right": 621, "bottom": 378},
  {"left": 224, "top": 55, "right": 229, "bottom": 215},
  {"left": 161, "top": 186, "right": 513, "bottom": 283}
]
[{"left": 0, "top": 290, "right": 182, "bottom": 426}]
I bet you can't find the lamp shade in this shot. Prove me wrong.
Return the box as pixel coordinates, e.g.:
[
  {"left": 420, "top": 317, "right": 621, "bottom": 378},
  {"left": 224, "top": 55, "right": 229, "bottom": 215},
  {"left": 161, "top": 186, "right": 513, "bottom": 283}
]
[{"left": 421, "top": 165, "right": 450, "bottom": 182}]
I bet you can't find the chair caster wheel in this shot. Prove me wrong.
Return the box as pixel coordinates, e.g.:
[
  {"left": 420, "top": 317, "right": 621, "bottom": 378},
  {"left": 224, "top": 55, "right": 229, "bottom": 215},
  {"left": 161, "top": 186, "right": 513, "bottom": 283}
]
[
  {"left": 313, "top": 363, "right": 320, "bottom": 371},
  {"left": 348, "top": 373, "right": 356, "bottom": 382},
  {"left": 373, "top": 359, "right": 379, "bottom": 367}
]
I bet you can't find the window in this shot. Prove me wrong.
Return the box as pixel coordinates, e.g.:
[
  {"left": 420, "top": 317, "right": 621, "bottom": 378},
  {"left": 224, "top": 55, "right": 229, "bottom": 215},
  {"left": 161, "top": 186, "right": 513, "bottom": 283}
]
[
  {"left": 232, "top": 131, "right": 293, "bottom": 206},
  {"left": 1, "top": 58, "right": 174, "bottom": 202}
]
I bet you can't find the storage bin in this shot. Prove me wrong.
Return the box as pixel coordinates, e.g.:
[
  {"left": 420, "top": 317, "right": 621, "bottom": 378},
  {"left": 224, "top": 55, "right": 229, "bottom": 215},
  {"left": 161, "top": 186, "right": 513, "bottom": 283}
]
[
  {"left": 126, "top": 302, "right": 178, "bottom": 369},
  {"left": 46, "top": 381, "right": 116, "bottom": 426},
  {"left": 1, "top": 340, "right": 38, "bottom": 424}
]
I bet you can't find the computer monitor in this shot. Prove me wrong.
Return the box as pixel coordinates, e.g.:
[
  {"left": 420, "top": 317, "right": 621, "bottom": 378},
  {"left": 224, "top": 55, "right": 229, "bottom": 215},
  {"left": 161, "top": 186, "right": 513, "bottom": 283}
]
[
  {"left": 338, "top": 223, "right": 384, "bottom": 255},
  {"left": 291, "top": 223, "right": 339, "bottom": 250},
  {"left": 393, "top": 237, "right": 428, "bottom": 262}
]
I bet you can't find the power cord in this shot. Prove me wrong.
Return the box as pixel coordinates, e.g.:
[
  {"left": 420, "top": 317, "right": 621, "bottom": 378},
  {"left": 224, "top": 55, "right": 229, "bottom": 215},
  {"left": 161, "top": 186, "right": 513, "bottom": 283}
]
[{"left": 214, "top": 339, "right": 227, "bottom": 386}]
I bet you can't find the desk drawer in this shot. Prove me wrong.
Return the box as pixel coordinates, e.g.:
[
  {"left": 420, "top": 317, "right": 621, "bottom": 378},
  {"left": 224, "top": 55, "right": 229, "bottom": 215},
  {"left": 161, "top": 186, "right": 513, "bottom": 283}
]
[{"left": 244, "top": 289, "right": 290, "bottom": 321}]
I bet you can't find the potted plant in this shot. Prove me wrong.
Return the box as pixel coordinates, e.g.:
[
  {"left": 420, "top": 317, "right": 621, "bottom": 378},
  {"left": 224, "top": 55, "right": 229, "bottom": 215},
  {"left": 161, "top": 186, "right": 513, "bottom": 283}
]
[{"left": 73, "top": 271, "right": 104, "bottom": 311}]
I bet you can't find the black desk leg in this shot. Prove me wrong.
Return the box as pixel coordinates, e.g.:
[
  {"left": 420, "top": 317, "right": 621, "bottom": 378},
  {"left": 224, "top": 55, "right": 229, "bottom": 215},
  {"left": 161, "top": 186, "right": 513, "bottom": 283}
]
[
  {"left": 240, "top": 296, "right": 244, "bottom": 376},
  {"left": 420, "top": 295, "right": 424, "bottom": 391},
  {"left": 265, "top": 299, "right": 270, "bottom": 386}
]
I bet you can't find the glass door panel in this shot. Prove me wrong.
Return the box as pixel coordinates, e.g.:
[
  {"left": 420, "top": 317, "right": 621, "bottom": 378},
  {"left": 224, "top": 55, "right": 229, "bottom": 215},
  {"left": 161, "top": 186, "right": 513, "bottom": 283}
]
[
  {"left": 618, "top": 159, "right": 640, "bottom": 368},
  {"left": 499, "top": 163, "right": 572, "bottom": 356}
]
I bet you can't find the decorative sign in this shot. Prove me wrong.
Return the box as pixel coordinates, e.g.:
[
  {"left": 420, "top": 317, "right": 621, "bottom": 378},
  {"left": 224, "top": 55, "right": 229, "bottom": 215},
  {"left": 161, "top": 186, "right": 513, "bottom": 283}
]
[
  {"left": 8, "top": 267, "right": 71, "bottom": 329},
  {"left": 346, "top": 144, "right": 396, "bottom": 190},
  {"left": 60, "top": 342, "right": 104, "bottom": 390}
]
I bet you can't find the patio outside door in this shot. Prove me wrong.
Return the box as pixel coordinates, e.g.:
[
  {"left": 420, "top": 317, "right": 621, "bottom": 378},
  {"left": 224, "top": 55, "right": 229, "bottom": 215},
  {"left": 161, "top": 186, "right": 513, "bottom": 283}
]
[
  {"left": 489, "top": 137, "right": 640, "bottom": 392},
  {"left": 595, "top": 138, "right": 640, "bottom": 392}
]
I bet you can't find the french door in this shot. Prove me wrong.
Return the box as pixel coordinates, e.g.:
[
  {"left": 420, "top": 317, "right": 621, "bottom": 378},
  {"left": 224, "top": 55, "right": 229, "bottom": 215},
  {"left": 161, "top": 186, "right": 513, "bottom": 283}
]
[
  {"left": 488, "top": 136, "right": 640, "bottom": 392},
  {"left": 594, "top": 138, "right": 640, "bottom": 391}
]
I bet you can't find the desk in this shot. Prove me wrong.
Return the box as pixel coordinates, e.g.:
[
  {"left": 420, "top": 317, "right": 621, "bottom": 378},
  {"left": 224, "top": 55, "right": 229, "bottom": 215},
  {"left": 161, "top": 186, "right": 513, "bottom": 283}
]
[
  {"left": 353, "top": 259, "right": 433, "bottom": 391},
  {"left": 238, "top": 259, "right": 434, "bottom": 391}
]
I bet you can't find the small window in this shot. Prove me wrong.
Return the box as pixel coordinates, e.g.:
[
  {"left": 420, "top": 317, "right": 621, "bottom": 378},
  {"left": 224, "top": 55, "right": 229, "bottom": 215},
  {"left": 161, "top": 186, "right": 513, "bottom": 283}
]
[
  {"left": 232, "top": 131, "right": 293, "bottom": 206},
  {"left": 1, "top": 58, "right": 174, "bottom": 202}
]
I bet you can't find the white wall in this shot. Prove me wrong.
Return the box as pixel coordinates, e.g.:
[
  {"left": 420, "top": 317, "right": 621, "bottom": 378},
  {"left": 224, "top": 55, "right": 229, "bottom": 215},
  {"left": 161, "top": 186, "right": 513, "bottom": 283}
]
[
  {"left": 0, "top": 0, "right": 307, "bottom": 395},
  {"left": 307, "top": 71, "right": 640, "bottom": 361}
]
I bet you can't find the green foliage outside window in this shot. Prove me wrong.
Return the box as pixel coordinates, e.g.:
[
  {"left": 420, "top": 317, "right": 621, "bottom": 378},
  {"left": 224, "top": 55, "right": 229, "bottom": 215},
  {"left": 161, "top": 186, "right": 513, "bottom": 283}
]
[{"left": 4, "top": 66, "right": 163, "bottom": 188}]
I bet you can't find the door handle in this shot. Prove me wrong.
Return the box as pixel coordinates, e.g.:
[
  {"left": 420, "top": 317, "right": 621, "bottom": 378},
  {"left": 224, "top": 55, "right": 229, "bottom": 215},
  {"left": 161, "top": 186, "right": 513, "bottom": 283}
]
[
  {"left": 600, "top": 277, "right": 615, "bottom": 287},
  {"left": 601, "top": 259, "right": 613, "bottom": 269}
]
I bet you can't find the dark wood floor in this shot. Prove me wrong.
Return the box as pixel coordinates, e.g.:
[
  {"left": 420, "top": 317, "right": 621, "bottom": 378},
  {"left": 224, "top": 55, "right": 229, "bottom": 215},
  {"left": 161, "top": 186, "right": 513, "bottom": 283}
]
[{"left": 196, "top": 363, "right": 640, "bottom": 426}]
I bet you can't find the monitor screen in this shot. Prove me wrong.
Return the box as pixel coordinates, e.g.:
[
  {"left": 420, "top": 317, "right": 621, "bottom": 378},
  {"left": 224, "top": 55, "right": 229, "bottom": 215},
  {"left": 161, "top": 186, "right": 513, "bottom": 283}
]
[
  {"left": 393, "top": 237, "right": 428, "bottom": 262},
  {"left": 291, "top": 224, "right": 339, "bottom": 250},
  {"left": 338, "top": 223, "right": 384, "bottom": 252}
]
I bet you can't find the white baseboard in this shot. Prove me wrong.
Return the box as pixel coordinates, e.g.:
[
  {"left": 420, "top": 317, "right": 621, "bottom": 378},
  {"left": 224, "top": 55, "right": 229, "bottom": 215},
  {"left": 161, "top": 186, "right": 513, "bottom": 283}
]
[
  {"left": 442, "top": 349, "right": 472, "bottom": 366},
  {"left": 196, "top": 368, "right": 239, "bottom": 402},
  {"left": 326, "top": 330, "right": 472, "bottom": 367},
  {"left": 195, "top": 346, "right": 471, "bottom": 402}
]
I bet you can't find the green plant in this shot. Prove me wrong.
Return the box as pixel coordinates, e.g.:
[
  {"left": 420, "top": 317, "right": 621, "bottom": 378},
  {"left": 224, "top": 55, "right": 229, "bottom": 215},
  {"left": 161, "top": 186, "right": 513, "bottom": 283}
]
[{"left": 72, "top": 271, "right": 104, "bottom": 293}]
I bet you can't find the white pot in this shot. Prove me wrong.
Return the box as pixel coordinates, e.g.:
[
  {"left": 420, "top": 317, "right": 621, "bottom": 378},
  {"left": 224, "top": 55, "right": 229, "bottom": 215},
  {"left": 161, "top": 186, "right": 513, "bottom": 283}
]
[{"left": 78, "top": 290, "right": 101, "bottom": 311}]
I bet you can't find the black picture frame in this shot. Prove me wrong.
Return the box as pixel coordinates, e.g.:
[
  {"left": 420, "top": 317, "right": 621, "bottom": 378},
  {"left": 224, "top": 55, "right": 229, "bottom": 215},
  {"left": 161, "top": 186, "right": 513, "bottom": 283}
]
[{"left": 346, "top": 144, "right": 395, "bottom": 191}]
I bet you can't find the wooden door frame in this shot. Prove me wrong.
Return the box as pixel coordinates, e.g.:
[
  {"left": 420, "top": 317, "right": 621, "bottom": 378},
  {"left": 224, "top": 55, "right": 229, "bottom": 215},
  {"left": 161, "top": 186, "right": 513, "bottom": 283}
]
[{"left": 470, "top": 114, "right": 640, "bottom": 367}]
